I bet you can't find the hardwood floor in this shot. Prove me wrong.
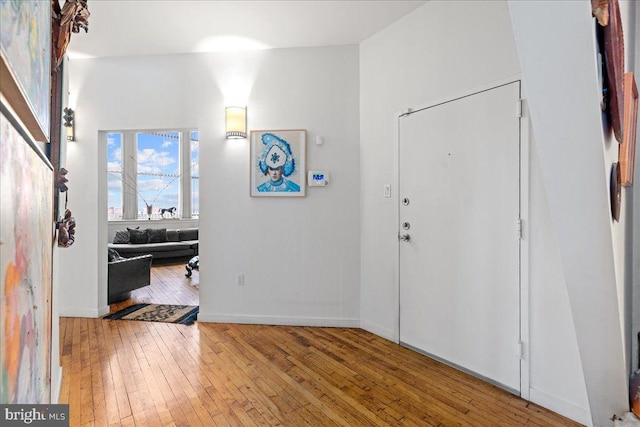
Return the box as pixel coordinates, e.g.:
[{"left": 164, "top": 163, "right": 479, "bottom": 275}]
[{"left": 60, "top": 265, "right": 582, "bottom": 427}]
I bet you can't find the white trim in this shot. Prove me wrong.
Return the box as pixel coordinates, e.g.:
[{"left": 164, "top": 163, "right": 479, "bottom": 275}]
[
  {"left": 360, "top": 320, "right": 396, "bottom": 342},
  {"left": 198, "top": 313, "right": 359, "bottom": 328},
  {"left": 529, "top": 388, "right": 592, "bottom": 427},
  {"left": 519, "top": 85, "right": 531, "bottom": 400},
  {"left": 108, "top": 219, "right": 199, "bottom": 225},
  {"left": 401, "top": 73, "right": 523, "bottom": 117},
  {"left": 59, "top": 307, "right": 107, "bottom": 318},
  {"left": 180, "top": 129, "right": 192, "bottom": 219},
  {"left": 393, "top": 109, "right": 402, "bottom": 344},
  {"left": 121, "top": 130, "right": 138, "bottom": 220},
  {"left": 51, "top": 366, "right": 63, "bottom": 404}
]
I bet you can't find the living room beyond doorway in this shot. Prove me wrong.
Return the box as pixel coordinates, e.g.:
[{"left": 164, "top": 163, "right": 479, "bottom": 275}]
[{"left": 108, "top": 261, "right": 199, "bottom": 314}]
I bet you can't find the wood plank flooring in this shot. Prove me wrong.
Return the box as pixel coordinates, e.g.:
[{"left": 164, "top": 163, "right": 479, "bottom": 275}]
[{"left": 60, "top": 264, "right": 583, "bottom": 427}]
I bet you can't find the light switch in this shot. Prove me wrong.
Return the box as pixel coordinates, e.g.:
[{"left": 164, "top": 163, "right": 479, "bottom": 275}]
[{"left": 384, "top": 184, "right": 391, "bottom": 198}]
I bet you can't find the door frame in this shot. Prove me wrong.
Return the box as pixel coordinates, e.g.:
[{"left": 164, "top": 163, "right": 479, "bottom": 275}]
[{"left": 392, "top": 74, "right": 531, "bottom": 399}]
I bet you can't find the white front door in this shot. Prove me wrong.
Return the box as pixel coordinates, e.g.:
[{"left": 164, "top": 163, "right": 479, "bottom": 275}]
[{"left": 399, "top": 82, "right": 521, "bottom": 393}]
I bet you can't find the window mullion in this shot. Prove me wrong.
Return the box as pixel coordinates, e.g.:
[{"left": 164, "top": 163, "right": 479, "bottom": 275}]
[
  {"left": 122, "top": 131, "right": 138, "bottom": 220},
  {"left": 180, "top": 129, "right": 192, "bottom": 219}
]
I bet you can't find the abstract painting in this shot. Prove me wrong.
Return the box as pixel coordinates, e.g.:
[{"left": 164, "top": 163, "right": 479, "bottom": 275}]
[
  {"left": 0, "top": 111, "right": 53, "bottom": 404},
  {"left": 250, "top": 130, "right": 306, "bottom": 197},
  {"left": 621, "top": 72, "right": 638, "bottom": 187},
  {"left": 0, "top": 0, "right": 51, "bottom": 141}
]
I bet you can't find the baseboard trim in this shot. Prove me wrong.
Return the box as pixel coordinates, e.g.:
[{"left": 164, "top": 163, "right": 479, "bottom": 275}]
[
  {"left": 51, "top": 366, "right": 63, "bottom": 404},
  {"left": 198, "top": 313, "right": 359, "bottom": 328},
  {"left": 58, "top": 307, "right": 104, "bottom": 318},
  {"left": 360, "top": 320, "right": 396, "bottom": 342},
  {"left": 529, "top": 387, "right": 592, "bottom": 426}
]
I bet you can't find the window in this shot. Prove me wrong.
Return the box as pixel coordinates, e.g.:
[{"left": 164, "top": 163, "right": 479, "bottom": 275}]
[
  {"left": 107, "top": 133, "right": 123, "bottom": 220},
  {"left": 191, "top": 131, "right": 199, "bottom": 218},
  {"left": 136, "top": 131, "right": 180, "bottom": 217},
  {"left": 106, "top": 129, "right": 199, "bottom": 220}
]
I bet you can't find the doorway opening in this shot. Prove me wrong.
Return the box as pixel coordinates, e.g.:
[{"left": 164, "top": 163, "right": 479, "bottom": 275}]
[{"left": 104, "top": 129, "right": 200, "bottom": 313}]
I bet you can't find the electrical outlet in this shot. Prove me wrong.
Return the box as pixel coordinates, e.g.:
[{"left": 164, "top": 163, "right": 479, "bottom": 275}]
[{"left": 236, "top": 273, "right": 244, "bottom": 286}]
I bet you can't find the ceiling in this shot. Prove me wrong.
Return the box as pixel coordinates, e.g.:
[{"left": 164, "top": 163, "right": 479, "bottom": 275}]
[{"left": 67, "top": 1, "right": 427, "bottom": 59}]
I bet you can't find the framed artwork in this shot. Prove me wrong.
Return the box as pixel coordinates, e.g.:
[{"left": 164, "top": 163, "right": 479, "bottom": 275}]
[
  {"left": 250, "top": 130, "right": 306, "bottom": 197},
  {"left": 620, "top": 72, "right": 638, "bottom": 186},
  {"left": 602, "top": 0, "right": 625, "bottom": 143},
  {"left": 0, "top": 1, "right": 51, "bottom": 142},
  {"left": 610, "top": 162, "right": 621, "bottom": 221},
  {"left": 0, "top": 109, "right": 54, "bottom": 404}
]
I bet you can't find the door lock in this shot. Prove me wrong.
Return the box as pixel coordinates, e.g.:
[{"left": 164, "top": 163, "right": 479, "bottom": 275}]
[
  {"left": 399, "top": 233, "right": 411, "bottom": 242},
  {"left": 402, "top": 197, "right": 410, "bottom": 206}
]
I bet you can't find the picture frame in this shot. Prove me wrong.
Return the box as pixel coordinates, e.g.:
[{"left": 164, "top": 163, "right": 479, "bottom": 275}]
[
  {"left": 1, "top": 107, "right": 54, "bottom": 404},
  {"left": 602, "top": 0, "right": 624, "bottom": 143},
  {"left": 0, "top": 1, "right": 51, "bottom": 142},
  {"left": 611, "top": 162, "right": 622, "bottom": 221},
  {"left": 621, "top": 72, "right": 638, "bottom": 186},
  {"left": 250, "top": 129, "right": 306, "bottom": 197}
]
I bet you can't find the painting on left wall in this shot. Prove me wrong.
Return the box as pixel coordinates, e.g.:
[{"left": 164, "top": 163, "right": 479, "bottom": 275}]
[
  {"left": 0, "top": 111, "right": 54, "bottom": 403},
  {"left": 0, "top": 0, "right": 51, "bottom": 141}
]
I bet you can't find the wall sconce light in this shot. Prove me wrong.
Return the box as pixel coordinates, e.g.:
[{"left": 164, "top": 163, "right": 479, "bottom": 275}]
[
  {"left": 63, "top": 107, "right": 75, "bottom": 141},
  {"left": 225, "top": 106, "right": 247, "bottom": 139}
]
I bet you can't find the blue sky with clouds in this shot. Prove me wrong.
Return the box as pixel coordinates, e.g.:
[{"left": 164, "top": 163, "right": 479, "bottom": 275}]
[{"left": 107, "top": 131, "right": 199, "bottom": 217}]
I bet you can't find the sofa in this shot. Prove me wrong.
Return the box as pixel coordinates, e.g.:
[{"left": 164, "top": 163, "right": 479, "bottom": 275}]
[
  {"left": 108, "top": 251, "right": 152, "bottom": 304},
  {"left": 108, "top": 227, "right": 199, "bottom": 261}
]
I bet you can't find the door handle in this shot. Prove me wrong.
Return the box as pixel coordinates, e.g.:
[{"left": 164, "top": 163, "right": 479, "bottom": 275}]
[{"left": 399, "top": 233, "right": 411, "bottom": 242}]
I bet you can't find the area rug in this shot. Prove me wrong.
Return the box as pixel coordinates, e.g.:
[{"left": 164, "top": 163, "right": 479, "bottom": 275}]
[{"left": 104, "top": 304, "right": 199, "bottom": 325}]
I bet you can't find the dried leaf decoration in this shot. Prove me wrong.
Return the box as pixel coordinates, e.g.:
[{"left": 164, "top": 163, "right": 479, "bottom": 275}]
[
  {"left": 52, "top": 0, "right": 90, "bottom": 68},
  {"left": 54, "top": 168, "right": 69, "bottom": 192},
  {"left": 592, "top": 0, "right": 609, "bottom": 26},
  {"left": 57, "top": 209, "right": 76, "bottom": 248},
  {"left": 603, "top": 0, "right": 625, "bottom": 143}
]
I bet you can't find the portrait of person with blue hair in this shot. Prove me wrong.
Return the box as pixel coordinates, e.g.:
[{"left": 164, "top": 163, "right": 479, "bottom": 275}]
[{"left": 256, "top": 133, "right": 301, "bottom": 193}]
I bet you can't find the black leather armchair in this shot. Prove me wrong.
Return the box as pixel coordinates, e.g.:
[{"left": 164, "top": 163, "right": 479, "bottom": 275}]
[{"left": 108, "top": 254, "right": 153, "bottom": 304}]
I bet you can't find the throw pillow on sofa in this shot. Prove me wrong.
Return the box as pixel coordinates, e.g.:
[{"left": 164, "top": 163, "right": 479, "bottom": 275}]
[
  {"left": 147, "top": 228, "right": 168, "bottom": 243},
  {"left": 128, "top": 228, "right": 149, "bottom": 244},
  {"left": 166, "top": 229, "right": 179, "bottom": 242},
  {"left": 179, "top": 228, "right": 198, "bottom": 241},
  {"left": 112, "top": 229, "right": 130, "bottom": 244}
]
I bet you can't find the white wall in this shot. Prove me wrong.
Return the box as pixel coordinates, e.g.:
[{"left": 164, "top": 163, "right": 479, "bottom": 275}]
[
  {"left": 359, "top": 1, "right": 590, "bottom": 424},
  {"left": 527, "top": 133, "right": 591, "bottom": 424},
  {"left": 621, "top": 0, "right": 640, "bottom": 381},
  {"left": 59, "top": 1, "right": 638, "bottom": 424},
  {"left": 612, "top": 0, "right": 637, "bottom": 378},
  {"left": 195, "top": 47, "right": 361, "bottom": 325},
  {"left": 359, "top": 0, "right": 522, "bottom": 338},
  {"left": 62, "top": 45, "right": 361, "bottom": 326},
  {"left": 50, "top": 57, "right": 71, "bottom": 403},
  {"left": 632, "top": 0, "right": 640, "bottom": 382},
  {"left": 509, "top": 1, "right": 633, "bottom": 425}
]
